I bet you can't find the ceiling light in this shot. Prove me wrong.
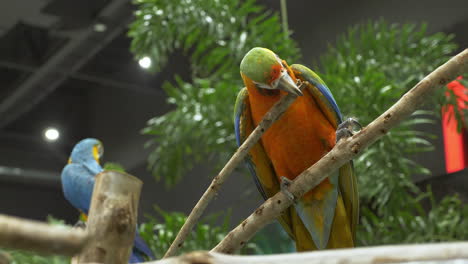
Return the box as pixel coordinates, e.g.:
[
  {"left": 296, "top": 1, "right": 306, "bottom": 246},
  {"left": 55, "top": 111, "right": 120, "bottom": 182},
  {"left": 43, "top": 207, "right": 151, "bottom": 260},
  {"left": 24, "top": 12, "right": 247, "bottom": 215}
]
[
  {"left": 44, "top": 128, "right": 60, "bottom": 142},
  {"left": 138, "top": 56, "right": 152, "bottom": 69},
  {"left": 94, "top": 23, "right": 107, "bottom": 32}
]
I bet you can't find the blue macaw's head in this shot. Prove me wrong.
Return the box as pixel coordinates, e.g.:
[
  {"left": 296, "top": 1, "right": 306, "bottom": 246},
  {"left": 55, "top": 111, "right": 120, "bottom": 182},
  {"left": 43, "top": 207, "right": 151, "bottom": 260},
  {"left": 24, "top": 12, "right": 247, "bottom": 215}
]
[
  {"left": 68, "top": 138, "right": 104, "bottom": 174},
  {"left": 69, "top": 138, "right": 103, "bottom": 164}
]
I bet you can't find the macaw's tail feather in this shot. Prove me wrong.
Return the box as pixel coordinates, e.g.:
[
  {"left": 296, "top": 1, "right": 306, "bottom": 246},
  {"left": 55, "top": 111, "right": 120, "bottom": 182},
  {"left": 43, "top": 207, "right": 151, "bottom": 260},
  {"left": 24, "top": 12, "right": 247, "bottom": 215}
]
[
  {"left": 294, "top": 194, "right": 354, "bottom": 251},
  {"left": 291, "top": 209, "right": 317, "bottom": 251},
  {"left": 129, "top": 253, "right": 144, "bottom": 263},
  {"left": 326, "top": 195, "right": 354, "bottom": 248},
  {"left": 130, "top": 231, "right": 154, "bottom": 262}
]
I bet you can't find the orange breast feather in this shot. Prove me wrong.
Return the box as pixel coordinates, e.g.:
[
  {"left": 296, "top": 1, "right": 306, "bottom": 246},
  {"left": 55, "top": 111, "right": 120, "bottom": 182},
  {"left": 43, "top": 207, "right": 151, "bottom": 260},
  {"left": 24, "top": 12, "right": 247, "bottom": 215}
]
[{"left": 243, "top": 73, "right": 336, "bottom": 200}]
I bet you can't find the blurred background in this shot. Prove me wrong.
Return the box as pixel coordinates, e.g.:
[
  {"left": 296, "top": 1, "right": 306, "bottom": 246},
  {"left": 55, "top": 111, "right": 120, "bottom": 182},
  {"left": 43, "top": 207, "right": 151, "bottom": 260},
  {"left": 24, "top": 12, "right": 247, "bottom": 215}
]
[{"left": 0, "top": 0, "right": 467, "bottom": 260}]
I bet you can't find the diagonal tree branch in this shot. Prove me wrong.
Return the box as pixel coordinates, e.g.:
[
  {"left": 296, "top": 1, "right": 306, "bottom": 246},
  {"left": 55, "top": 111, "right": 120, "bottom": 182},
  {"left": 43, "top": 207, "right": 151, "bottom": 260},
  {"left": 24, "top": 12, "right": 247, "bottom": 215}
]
[
  {"left": 212, "top": 48, "right": 468, "bottom": 253},
  {"left": 164, "top": 86, "right": 304, "bottom": 258}
]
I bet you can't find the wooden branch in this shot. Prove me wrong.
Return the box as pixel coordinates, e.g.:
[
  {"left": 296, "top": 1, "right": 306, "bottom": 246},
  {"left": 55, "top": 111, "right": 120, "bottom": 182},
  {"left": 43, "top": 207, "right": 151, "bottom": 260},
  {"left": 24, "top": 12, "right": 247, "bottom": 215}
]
[
  {"left": 212, "top": 49, "right": 468, "bottom": 253},
  {"left": 0, "top": 214, "right": 88, "bottom": 256},
  {"left": 141, "top": 242, "right": 468, "bottom": 264},
  {"left": 163, "top": 86, "right": 303, "bottom": 258},
  {"left": 78, "top": 171, "right": 142, "bottom": 264}
]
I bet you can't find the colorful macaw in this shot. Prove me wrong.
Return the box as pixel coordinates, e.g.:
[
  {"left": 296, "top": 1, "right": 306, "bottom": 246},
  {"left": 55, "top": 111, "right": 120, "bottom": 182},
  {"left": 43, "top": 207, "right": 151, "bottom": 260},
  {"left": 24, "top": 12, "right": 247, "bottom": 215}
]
[
  {"left": 61, "top": 138, "right": 154, "bottom": 263},
  {"left": 234, "top": 47, "right": 359, "bottom": 251}
]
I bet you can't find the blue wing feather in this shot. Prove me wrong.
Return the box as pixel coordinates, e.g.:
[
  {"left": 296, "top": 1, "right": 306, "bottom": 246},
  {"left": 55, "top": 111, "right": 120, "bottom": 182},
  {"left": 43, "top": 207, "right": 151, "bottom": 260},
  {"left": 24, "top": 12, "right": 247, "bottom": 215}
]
[
  {"left": 234, "top": 88, "right": 269, "bottom": 200},
  {"left": 61, "top": 163, "right": 97, "bottom": 214},
  {"left": 315, "top": 82, "right": 342, "bottom": 122},
  {"left": 291, "top": 64, "right": 343, "bottom": 124}
]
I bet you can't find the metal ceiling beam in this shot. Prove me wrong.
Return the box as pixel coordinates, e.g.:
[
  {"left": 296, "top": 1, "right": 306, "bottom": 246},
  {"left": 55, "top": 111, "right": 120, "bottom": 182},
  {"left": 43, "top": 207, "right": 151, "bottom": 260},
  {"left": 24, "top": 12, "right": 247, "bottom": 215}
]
[
  {"left": 0, "top": 60, "right": 161, "bottom": 96},
  {"left": 0, "top": 165, "right": 60, "bottom": 186},
  {"left": 0, "top": 0, "right": 134, "bottom": 129}
]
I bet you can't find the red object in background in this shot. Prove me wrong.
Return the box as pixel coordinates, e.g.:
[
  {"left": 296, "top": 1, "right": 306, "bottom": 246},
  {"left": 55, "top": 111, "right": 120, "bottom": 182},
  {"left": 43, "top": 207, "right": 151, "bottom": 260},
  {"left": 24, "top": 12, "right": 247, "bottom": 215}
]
[{"left": 442, "top": 76, "right": 468, "bottom": 173}]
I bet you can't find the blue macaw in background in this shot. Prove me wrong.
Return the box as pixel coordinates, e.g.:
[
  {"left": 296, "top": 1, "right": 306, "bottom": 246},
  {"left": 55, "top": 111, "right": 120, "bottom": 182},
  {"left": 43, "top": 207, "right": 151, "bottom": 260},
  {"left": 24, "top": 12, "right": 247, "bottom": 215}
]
[{"left": 61, "top": 138, "right": 154, "bottom": 263}]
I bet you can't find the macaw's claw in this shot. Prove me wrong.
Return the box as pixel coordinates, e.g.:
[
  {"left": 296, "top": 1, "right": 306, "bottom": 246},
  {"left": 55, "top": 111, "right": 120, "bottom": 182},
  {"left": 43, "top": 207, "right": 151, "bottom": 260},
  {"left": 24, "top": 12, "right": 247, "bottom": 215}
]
[
  {"left": 280, "top": 176, "right": 296, "bottom": 203},
  {"left": 336, "top": 117, "right": 361, "bottom": 143}
]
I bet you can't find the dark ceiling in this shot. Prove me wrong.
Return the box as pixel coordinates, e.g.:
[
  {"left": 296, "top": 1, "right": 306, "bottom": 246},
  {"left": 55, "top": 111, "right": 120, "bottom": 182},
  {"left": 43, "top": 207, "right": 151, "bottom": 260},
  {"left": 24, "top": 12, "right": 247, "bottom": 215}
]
[{"left": 0, "top": 0, "right": 467, "bottom": 223}]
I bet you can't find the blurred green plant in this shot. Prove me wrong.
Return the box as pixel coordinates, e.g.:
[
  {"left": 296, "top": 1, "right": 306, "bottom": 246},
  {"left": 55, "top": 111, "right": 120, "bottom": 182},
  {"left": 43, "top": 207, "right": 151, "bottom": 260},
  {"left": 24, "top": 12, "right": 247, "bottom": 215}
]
[
  {"left": 242, "top": 222, "right": 294, "bottom": 254},
  {"left": 138, "top": 206, "right": 294, "bottom": 256},
  {"left": 139, "top": 206, "right": 230, "bottom": 258},
  {"left": 129, "top": 0, "right": 300, "bottom": 187},
  {"left": 319, "top": 21, "right": 457, "bottom": 215},
  {"left": 317, "top": 20, "right": 468, "bottom": 245},
  {"left": 6, "top": 252, "right": 68, "bottom": 264},
  {"left": 360, "top": 189, "right": 468, "bottom": 245},
  {"left": 460, "top": 78, "right": 468, "bottom": 88}
]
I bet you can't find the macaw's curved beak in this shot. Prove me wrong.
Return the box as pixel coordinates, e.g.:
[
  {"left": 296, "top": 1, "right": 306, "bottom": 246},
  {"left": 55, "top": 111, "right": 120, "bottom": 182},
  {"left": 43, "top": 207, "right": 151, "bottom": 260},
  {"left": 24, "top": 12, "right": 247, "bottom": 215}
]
[{"left": 278, "top": 73, "right": 303, "bottom": 96}]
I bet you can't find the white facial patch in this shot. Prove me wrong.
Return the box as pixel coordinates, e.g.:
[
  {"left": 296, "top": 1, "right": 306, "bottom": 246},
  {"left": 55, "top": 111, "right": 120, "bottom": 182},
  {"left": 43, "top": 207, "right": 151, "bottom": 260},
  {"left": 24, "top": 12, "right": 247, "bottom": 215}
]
[{"left": 270, "top": 68, "right": 288, "bottom": 89}]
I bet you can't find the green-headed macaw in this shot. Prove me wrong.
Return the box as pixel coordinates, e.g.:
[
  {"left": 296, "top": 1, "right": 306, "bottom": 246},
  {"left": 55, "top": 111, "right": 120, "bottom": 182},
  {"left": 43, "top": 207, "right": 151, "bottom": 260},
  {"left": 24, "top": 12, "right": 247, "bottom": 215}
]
[
  {"left": 61, "top": 138, "right": 154, "bottom": 262},
  {"left": 234, "top": 47, "right": 359, "bottom": 251}
]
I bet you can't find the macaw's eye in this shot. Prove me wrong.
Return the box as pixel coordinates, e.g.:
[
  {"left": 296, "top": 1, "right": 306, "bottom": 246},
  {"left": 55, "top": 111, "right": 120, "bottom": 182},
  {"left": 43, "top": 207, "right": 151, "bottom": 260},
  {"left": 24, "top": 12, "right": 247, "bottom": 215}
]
[{"left": 270, "top": 64, "right": 283, "bottom": 84}]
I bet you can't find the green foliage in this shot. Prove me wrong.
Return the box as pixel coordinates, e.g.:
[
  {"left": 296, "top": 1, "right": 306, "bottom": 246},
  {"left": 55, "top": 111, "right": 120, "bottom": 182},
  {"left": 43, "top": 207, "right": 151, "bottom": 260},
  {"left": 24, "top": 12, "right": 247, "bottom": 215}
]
[
  {"left": 142, "top": 77, "right": 239, "bottom": 186},
  {"left": 318, "top": 20, "right": 468, "bottom": 245},
  {"left": 139, "top": 206, "right": 230, "bottom": 258},
  {"left": 6, "top": 251, "right": 68, "bottom": 264},
  {"left": 359, "top": 190, "right": 468, "bottom": 245},
  {"left": 2, "top": 216, "right": 70, "bottom": 264},
  {"left": 242, "top": 222, "right": 294, "bottom": 254},
  {"left": 460, "top": 78, "right": 468, "bottom": 88},
  {"left": 319, "top": 20, "right": 457, "bottom": 214},
  {"left": 129, "top": 0, "right": 299, "bottom": 76},
  {"left": 129, "top": 0, "right": 300, "bottom": 187},
  {"left": 139, "top": 207, "right": 293, "bottom": 256}
]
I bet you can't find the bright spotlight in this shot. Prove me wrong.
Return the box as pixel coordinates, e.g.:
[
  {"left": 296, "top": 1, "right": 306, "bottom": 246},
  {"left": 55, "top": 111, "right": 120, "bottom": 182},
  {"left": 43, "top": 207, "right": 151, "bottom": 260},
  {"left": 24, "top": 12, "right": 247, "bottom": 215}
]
[
  {"left": 138, "top": 56, "right": 152, "bottom": 69},
  {"left": 93, "top": 23, "right": 107, "bottom": 32},
  {"left": 44, "top": 128, "right": 60, "bottom": 142}
]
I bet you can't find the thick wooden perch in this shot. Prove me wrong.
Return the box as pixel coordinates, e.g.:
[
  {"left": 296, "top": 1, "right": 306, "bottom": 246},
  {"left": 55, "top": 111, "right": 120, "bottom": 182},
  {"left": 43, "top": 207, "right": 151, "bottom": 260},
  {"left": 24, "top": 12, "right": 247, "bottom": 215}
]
[
  {"left": 212, "top": 49, "right": 468, "bottom": 253},
  {"left": 143, "top": 242, "right": 468, "bottom": 264},
  {"left": 164, "top": 86, "right": 303, "bottom": 258},
  {"left": 0, "top": 214, "right": 88, "bottom": 256},
  {"left": 77, "top": 171, "right": 142, "bottom": 264}
]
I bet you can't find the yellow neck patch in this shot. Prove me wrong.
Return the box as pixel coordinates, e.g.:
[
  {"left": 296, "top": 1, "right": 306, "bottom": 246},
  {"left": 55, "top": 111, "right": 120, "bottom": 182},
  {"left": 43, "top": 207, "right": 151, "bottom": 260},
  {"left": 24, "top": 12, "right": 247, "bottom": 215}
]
[{"left": 92, "top": 146, "right": 100, "bottom": 164}]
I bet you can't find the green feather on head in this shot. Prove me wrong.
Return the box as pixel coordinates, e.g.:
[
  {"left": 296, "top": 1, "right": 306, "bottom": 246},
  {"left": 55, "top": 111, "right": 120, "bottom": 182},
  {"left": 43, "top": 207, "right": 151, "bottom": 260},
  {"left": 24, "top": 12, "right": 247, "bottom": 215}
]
[{"left": 240, "top": 47, "right": 281, "bottom": 84}]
